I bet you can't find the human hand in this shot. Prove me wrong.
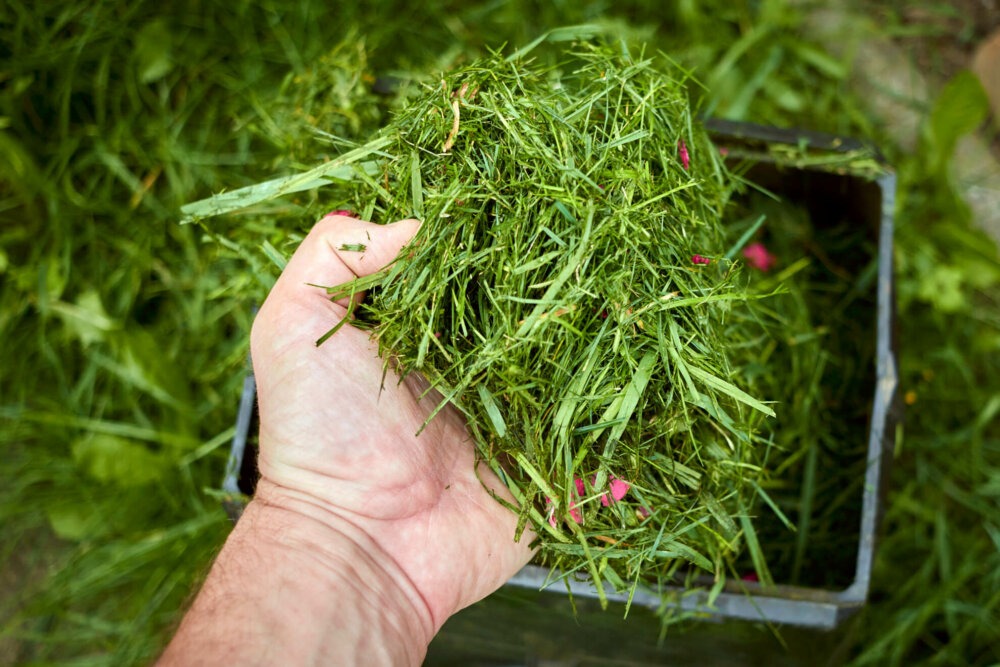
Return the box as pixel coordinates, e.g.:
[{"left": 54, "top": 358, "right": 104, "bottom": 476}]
[
  {"left": 159, "top": 214, "right": 534, "bottom": 666},
  {"left": 249, "top": 213, "right": 535, "bottom": 636}
]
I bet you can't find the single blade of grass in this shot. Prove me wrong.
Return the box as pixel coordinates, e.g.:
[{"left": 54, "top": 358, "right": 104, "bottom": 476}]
[
  {"left": 688, "top": 365, "right": 776, "bottom": 417},
  {"left": 180, "top": 140, "right": 391, "bottom": 222}
]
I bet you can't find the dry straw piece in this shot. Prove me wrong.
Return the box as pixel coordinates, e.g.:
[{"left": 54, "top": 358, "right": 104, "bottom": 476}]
[{"left": 186, "top": 40, "right": 778, "bottom": 602}]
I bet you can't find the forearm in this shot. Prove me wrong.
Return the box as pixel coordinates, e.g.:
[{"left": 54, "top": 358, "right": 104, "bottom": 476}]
[{"left": 158, "top": 498, "right": 433, "bottom": 666}]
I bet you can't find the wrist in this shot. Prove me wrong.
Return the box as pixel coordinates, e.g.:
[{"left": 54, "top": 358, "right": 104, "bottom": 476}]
[
  {"left": 160, "top": 488, "right": 434, "bottom": 666},
  {"left": 246, "top": 490, "right": 436, "bottom": 663}
]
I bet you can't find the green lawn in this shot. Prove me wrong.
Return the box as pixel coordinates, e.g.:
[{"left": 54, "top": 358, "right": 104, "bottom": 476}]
[{"left": 1, "top": 1, "right": 997, "bottom": 664}]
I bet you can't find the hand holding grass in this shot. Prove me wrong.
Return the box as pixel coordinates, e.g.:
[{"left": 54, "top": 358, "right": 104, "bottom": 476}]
[
  {"left": 180, "top": 46, "right": 778, "bottom": 602},
  {"left": 159, "top": 213, "right": 534, "bottom": 666}
]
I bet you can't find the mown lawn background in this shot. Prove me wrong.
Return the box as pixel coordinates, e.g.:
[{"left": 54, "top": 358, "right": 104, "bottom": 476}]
[{"left": 1, "top": 0, "right": 998, "bottom": 664}]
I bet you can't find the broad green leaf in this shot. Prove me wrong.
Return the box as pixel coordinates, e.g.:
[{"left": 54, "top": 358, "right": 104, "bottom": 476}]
[
  {"left": 917, "top": 265, "right": 966, "bottom": 313},
  {"left": 928, "top": 70, "right": 990, "bottom": 169},
  {"left": 72, "top": 435, "right": 165, "bottom": 487},
  {"left": 134, "top": 20, "right": 173, "bottom": 84},
  {"left": 46, "top": 504, "right": 94, "bottom": 541},
  {"left": 50, "top": 290, "right": 117, "bottom": 346},
  {"left": 702, "top": 492, "right": 739, "bottom": 540}
]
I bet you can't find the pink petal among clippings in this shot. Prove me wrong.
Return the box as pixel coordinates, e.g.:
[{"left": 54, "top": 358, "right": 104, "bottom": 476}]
[
  {"left": 545, "top": 498, "right": 557, "bottom": 527},
  {"left": 596, "top": 475, "right": 631, "bottom": 506},
  {"left": 545, "top": 497, "right": 583, "bottom": 526},
  {"left": 742, "top": 242, "right": 777, "bottom": 272},
  {"left": 678, "top": 139, "right": 690, "bottom": 171},
  {"left": 609, "top": 478, "right": 630, "bottom": 501},
  {"left": 546, "top": 481, "right": 587, "bottom": 526},
  {"left": 568, "top": 477, "right": 587, "bottom": 522}
]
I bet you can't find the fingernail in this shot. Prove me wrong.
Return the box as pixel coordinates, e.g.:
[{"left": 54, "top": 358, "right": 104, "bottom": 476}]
[{"left": 327, "top": 209, "right": 359, "bottom": 219}]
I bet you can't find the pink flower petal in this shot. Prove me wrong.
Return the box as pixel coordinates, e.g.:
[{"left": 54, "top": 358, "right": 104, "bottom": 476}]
[
  {"left": 678, "top": 139, "right": 690, "bottom": 171},
  {"left": 546, "top": 482, "right": 586, "bottom": 526},
  {"left": 551, "top": 475, "right": 632, "bottom": 520},
  {"left": 691, "top": 254, "right": 711, "bottom": 265},
  {"left": 609, "top": 478, "right": 630, "bottom": 501},
  {"left": 595, "top": 475, "right": 631, "bottom": 506},
  {"left": 742, "top": 242, "right": 777, "bottom": 272}
]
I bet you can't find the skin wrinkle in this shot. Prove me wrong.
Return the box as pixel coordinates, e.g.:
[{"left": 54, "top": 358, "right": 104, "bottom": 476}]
[
  {"left": 256, "top": 382, "right": 483, "bottom": 627},
  {"left": 255, "top": 488, "right": 439, "bottom": 642},
  {"left": 337, "top": 567, "right": 420, "bottom": 665},
  {"left": 280, "top": 413, "right": 500, "bottom": 626},
  {"left": 324, "top": 539, "right": 429, "bottom": 650},
  {"left": 264, "top": 401, "right": 464, "bottom": 522},
  {"left": 258, "top": 352, "right": 388, "bottom": 466},
  {"left": 258, "top": 369, "right": 454, "bottom": 518},
  {"left": 260, "top": 394, "right": 450, "bottom": 515}
]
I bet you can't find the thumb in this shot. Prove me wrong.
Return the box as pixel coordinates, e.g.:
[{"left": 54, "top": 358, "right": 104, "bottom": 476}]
[{"left": 271, "top": 214, "right": 422, "bottom": 308}]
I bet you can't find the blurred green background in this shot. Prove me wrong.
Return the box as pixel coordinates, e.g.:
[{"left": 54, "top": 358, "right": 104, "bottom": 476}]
[{"left": 1, "top": 0, "right": 998, "bottom": 664}]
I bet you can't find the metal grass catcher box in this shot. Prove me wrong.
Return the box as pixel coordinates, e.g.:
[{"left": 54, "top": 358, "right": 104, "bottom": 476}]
[{"left": 223, "top": 120, "right": 899, "bottom": 631}]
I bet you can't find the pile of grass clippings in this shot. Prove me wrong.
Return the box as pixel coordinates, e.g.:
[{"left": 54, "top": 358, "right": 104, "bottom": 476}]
[{"left": 188, "top": 41, "right": 777, "bottom": 599}]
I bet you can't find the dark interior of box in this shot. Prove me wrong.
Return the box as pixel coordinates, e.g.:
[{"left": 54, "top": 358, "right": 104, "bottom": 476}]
[{"left": 725, "top": 160, "right": 881, "bottom": 590}]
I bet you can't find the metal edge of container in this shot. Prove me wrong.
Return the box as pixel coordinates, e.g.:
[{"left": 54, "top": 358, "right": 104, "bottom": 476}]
[{"left": 222, "top": 367, "right": 255, "bottom": 524}]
